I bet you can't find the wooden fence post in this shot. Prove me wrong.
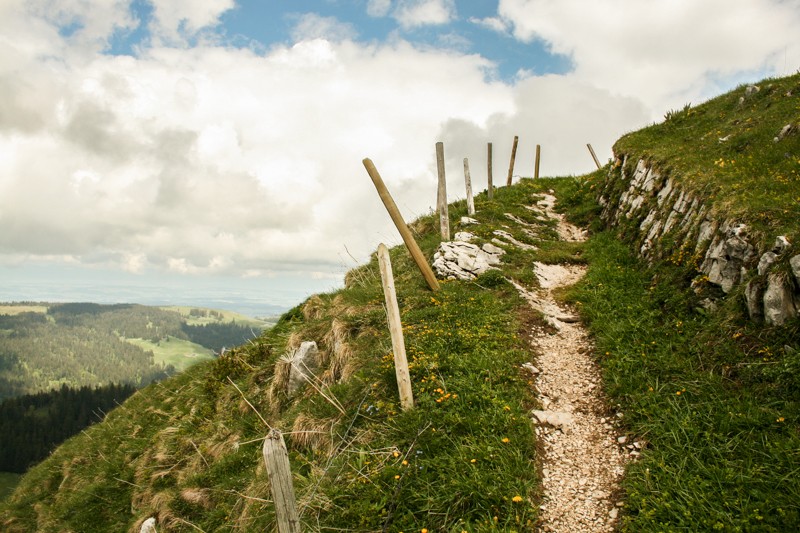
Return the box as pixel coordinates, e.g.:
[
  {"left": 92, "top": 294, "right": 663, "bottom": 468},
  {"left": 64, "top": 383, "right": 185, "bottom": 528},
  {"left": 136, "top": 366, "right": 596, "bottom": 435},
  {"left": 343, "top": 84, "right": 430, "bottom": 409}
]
[
  {"left": 506, "top": 135, "right": 518, "bottom": 186},
  {"left": 487, "top": 142, "right": 493, "bottom": 199},
  {"left": 263, "top": 429, "right": 301, "bottom": 533},
  {"left": 362, "top": 158, "right": 441, "bottom": 292},
  {"left": 463, "top": 158, "right": 475, "bottom": 216},
  {"left": 534, "top": 144, "right": 541, "bottom": 179},
  {"left": 587, "top": 143, "right": 601, "bottom": 169},
  {"left": 435, "top": 142, "right": 450, "bottom": 240},
  {"left": 377, "top": 244, "right": 414, "bottom": 411}
]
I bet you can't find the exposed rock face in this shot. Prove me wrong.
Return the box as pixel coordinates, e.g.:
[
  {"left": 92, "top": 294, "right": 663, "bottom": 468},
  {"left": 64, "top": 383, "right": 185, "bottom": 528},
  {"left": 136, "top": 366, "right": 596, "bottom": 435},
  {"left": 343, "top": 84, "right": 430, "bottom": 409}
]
[
  {"left": 432, "top": 241, "right": 504, "bottom": 280},
  {"left": 140, "top": 518, "right": 157, "bottom": 533},
  {"left": 287, "top": 341, "right": 321, "bottom": 395},
  {"left": 700, "top": 223, "right": 756, "bottom": 293},
  {"left": 598, "top": 157, "right": 799, "bottom": 325},
  {"left": 764, "top": 274, "right": 798, "bottom": 326}
]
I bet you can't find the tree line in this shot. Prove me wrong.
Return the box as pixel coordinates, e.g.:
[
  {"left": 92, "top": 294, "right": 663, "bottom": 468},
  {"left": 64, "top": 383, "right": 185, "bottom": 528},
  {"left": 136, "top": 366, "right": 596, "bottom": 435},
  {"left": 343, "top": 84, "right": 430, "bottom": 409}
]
[{"left": 0, "top": 383, "right": 136, "bottom": 473}]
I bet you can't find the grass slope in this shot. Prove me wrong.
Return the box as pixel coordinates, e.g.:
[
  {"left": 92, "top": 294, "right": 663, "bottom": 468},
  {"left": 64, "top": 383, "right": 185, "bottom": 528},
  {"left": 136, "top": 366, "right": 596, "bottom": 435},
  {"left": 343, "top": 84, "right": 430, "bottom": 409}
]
[
  {"left": 124, "top": 336, "right": 215, "bottom": 373},
  {"left": 0, "top": 473, "right": 20, "bottom": 503},
  {"left": 614, "top": 72, "right": 800, "bottom": 242},
  {"left": 1, "top": 179, "right": 578, "bottom": 532}
]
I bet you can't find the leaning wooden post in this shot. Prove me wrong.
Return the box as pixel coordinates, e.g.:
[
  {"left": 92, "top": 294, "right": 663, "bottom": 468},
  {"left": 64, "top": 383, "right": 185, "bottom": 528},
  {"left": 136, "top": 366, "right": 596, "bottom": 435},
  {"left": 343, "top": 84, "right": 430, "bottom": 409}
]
[
  {"left": 534, "top": 144, "right": 541, "bottom": 179},
  {"left": 587, "top": 143, "right": 601, "bottom": 169},
  {"left": 487, "top": 142, "right": 493, "bottom": 199},
  {"left": 263, "top": 429, "right": 301, "bottom": 533},
  {"left": 377, "top": 244, "right": 414, "bottom": 411},
  {"left": 506, "top": 135, "right": 518, "bottom": 186},
  {"left": 435, "top": 142, "right": 450, "bottom": 240},
  {"left": 463, "top": 158, "right": 475, "bottom": 215},
  {"left": 363, "top": 158, "right": 440, "bottom": 292}
]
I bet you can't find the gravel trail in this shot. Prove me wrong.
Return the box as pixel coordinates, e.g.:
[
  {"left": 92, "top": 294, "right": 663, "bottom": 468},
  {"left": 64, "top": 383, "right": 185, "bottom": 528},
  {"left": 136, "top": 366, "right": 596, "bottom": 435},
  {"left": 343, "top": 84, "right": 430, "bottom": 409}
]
[{"left": 519, "top": 195, "right": 628, "bottom": 532}]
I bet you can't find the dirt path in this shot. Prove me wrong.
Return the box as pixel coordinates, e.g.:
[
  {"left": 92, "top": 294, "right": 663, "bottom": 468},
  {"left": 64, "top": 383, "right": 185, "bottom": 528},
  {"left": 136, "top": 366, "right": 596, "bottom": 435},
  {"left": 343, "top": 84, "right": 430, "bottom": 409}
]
[{"left": 517, "top": 194, "right": 628, "bottom": 532}]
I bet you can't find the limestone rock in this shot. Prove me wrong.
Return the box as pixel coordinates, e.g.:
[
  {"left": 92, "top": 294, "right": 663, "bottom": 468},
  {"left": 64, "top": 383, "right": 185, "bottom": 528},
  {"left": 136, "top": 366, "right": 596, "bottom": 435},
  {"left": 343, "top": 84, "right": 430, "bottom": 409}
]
[
  {"left": 460, "top": 216, "right": 479, "bottom": 225},
  {"left": 531, "top": 410, "right": 574, "bottom": 429},
  {"left": 432, "top": 241, "right": 503, "bottom": 280},
  {"left": 773, "top": 236, "right": 791, "bottom": 253},
  {"left": 745, "top": 280, "right": 764, "bottom": 322},
  {"left": 763, "top": 274, "right": 798, "bottom": 326},
  {"left": 287, "top": 341, "right": 321, "bottom": 395},
  {"left": 701, "top": 223, "right": 756, "bottom": 293},
  {"left": 454, "top": 231, "right": 475, "bottom": 242},
  {"left": 791, "top": 255, "right": 800, "bottom": 285},
  {"left": 140, "top": 518, "right": 157, "bottom": 533},
  {"left": 774, "top": 124, "right": 795, "bottom": 143},
  {"left": 522, "top": 362, "right": 540, "bottom": 375},
  {"left": 482, "top": 242, "right": 505, "bottom": 255},
  {"left": 758, "top": 251, "right": 777, "bottom": 276}
]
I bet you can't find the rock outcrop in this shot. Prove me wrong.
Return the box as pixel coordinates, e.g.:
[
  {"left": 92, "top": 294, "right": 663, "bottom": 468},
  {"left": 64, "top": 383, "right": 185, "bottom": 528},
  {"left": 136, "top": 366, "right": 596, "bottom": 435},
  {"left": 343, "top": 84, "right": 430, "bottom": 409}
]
[
  {"left": 287, "top": 341, "right": 321, "bottom": 395},
  {"left": 597, "top": 157, "right": 799, "bottom": 325},
  {"left": 432, "top": 231, "right": 505, "bottom": 280}
]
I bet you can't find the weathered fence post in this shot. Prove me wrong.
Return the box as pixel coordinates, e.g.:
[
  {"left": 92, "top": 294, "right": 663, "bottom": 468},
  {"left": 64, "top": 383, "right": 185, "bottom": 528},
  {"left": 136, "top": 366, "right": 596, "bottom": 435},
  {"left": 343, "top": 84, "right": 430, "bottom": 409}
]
[
  {"left": 506, "top": 135, "right": 518, "bottom": 186},
  {"left": 263, "top": 429, "right": 301, "bottom": 533},
  {"left": 534, "top": 144, "right": 541, "bottom": 179},
  {"left": 362, "top": 158, "right": 441, "bottom": 292},
  {"left": 587, "top": 143, "right": 601, "bottom": 169},
  {"left": 435, "top": 142, "right": 450, "bottom": 240},
  {"left": 487, "top": 142, "right": 493, "bottom": 199},
  {"left": 463, "top": 158, "right": 475, "bottom": 216},
  {"left": 377, "top": 243, "right": 414, "bottom": 411}
]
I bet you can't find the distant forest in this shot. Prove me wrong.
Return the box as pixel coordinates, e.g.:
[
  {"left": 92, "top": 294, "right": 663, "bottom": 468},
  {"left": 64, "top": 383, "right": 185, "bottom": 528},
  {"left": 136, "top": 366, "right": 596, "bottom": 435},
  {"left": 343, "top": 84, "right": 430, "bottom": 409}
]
[
  {"left": 0, "top": 383, "right": 136, "bottom": 473},
  {"left": 0, "top": 303, "right": 261, "bottom": 400}
]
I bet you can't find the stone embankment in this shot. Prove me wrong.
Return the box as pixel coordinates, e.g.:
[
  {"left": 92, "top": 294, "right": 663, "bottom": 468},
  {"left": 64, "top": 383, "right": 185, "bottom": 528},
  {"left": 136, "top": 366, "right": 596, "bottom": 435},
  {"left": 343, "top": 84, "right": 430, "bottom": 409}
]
[{"left": 596, "top": 157, "right": 799, "bottom": 325}]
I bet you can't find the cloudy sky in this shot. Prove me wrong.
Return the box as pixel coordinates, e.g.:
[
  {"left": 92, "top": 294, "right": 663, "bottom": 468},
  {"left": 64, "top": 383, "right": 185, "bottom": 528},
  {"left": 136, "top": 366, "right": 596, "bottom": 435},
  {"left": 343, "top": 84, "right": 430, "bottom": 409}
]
[{"left": 1, "top": 0, "right": 798, "bottom": 311}]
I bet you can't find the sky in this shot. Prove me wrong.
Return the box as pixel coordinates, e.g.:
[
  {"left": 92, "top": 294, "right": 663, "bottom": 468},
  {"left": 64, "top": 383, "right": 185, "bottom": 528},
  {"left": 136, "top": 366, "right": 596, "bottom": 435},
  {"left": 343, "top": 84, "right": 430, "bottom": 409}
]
[{"left": 1, "top": 0, "right": 799, "bottom": 314}]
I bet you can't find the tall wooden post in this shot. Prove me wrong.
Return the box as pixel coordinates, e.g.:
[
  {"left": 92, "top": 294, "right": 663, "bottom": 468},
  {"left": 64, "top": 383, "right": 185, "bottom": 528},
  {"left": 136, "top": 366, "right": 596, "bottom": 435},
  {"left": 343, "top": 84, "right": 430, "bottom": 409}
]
[
  {"left": 506, "top": 135, "right": 518, "bottom": 186},
  {"left": 487, "top": 142, "right": 493, "bottom": 199},
  {"left": 377, "top": 244, "right": 414, "bottom": 411},
  {"left": 463, "top": 158, "right": 475, "bottom": 215},
  {"left": 534, "top": 144, "right": 541, "bottom": 179},
  {"left": 587, "top": 143, "right": 601, "bottom": 169},
  {"left": 363, "top": 158, "right": 440, "bottom": 292},
  {"left": 263, "top": 429, "right": 300, "bottom": 533},
  {"left": 435, "top": 142, "right": 450, "bottom": 240}
]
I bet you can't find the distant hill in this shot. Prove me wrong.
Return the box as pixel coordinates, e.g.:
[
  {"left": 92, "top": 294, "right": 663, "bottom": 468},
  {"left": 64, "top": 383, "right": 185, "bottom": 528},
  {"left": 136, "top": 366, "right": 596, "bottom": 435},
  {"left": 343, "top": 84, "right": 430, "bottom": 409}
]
[{"left": 0, "top": 303, "right": 269, "bottom": 400}]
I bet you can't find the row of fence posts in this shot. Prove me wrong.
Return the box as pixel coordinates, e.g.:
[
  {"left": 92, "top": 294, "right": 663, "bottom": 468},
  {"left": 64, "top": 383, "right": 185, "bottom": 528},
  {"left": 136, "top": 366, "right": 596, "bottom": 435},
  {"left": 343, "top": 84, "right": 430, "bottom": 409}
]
[{"left": 261, "top": 138, "right": 603, "bottom": 532}]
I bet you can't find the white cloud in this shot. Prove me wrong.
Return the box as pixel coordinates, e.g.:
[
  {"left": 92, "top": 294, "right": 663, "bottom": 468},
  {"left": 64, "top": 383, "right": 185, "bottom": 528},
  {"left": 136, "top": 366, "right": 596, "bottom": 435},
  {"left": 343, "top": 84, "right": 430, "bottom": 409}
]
[
  {"left": 2, "top": 0, "right": 797, "bottom": 288},
  {"left": 468, "top": 16, "right": 510, "bottom": 34},
  {"left": 367, "top": 0, "right": 392, "bottom": 18},
  {"left": 393, "top": 0, "right": 456, "bottom": 29},
  {"left": 498, "top": 0, "right": 800, "bottom": 114},
  {"left": 0, "top": 9, "right": 520, "bottom": 279},
  {"left": 290, "top": 13, "right": 358, "bottom": 43},
  {"left": 148, "top": 0, "right": 234, "bottom": 43}
]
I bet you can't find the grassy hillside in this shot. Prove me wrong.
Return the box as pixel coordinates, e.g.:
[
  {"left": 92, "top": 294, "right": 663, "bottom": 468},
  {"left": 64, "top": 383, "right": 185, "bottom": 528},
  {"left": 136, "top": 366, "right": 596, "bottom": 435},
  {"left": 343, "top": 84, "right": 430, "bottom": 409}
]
[
  {"left": 125, "top": 337, "right": 215, "bottom": 373},
  {"left": 1, "top": 179, "right": 573, "bottom": 532},
  {"left": 0, "top": 303, "right": 266, "bottom": 399},
  {"left": 2, "top": 73, "right": 798, "bottom": 531},
  {"left": 613, "top": 72, "right": 800, "bottom": 243}
]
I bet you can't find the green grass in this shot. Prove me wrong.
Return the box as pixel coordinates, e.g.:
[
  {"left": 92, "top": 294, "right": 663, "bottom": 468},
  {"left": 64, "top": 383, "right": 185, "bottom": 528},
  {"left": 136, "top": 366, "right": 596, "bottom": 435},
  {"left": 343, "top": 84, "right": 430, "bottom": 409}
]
[
  {"left": 159, "top": 305, "right": 269, "bottom": 327},
  {"left": 0, "top": 305, "right": 48, "bottom": 315},
  {"left": 561, "top": 230, "right": 800, "bottom": 532},
  {"left": 124, "top": 336, "right": 215, "bottom": 372},
  {"left": 0, "top": 473, "right": 21, "bottom": 502},
  {"left": 613, "top": 72, "right": 800, "bottom": 242},
  {"left": 0, "top": 177, "right": 572, "bottom": 532}
]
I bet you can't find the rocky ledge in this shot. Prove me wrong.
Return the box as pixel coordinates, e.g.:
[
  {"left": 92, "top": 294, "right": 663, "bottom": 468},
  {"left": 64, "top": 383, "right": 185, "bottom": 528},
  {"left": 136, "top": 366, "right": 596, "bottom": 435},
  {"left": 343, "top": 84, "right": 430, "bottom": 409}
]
[{"left": 597, "top": 157, "right": 799, "bottom": 325}]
